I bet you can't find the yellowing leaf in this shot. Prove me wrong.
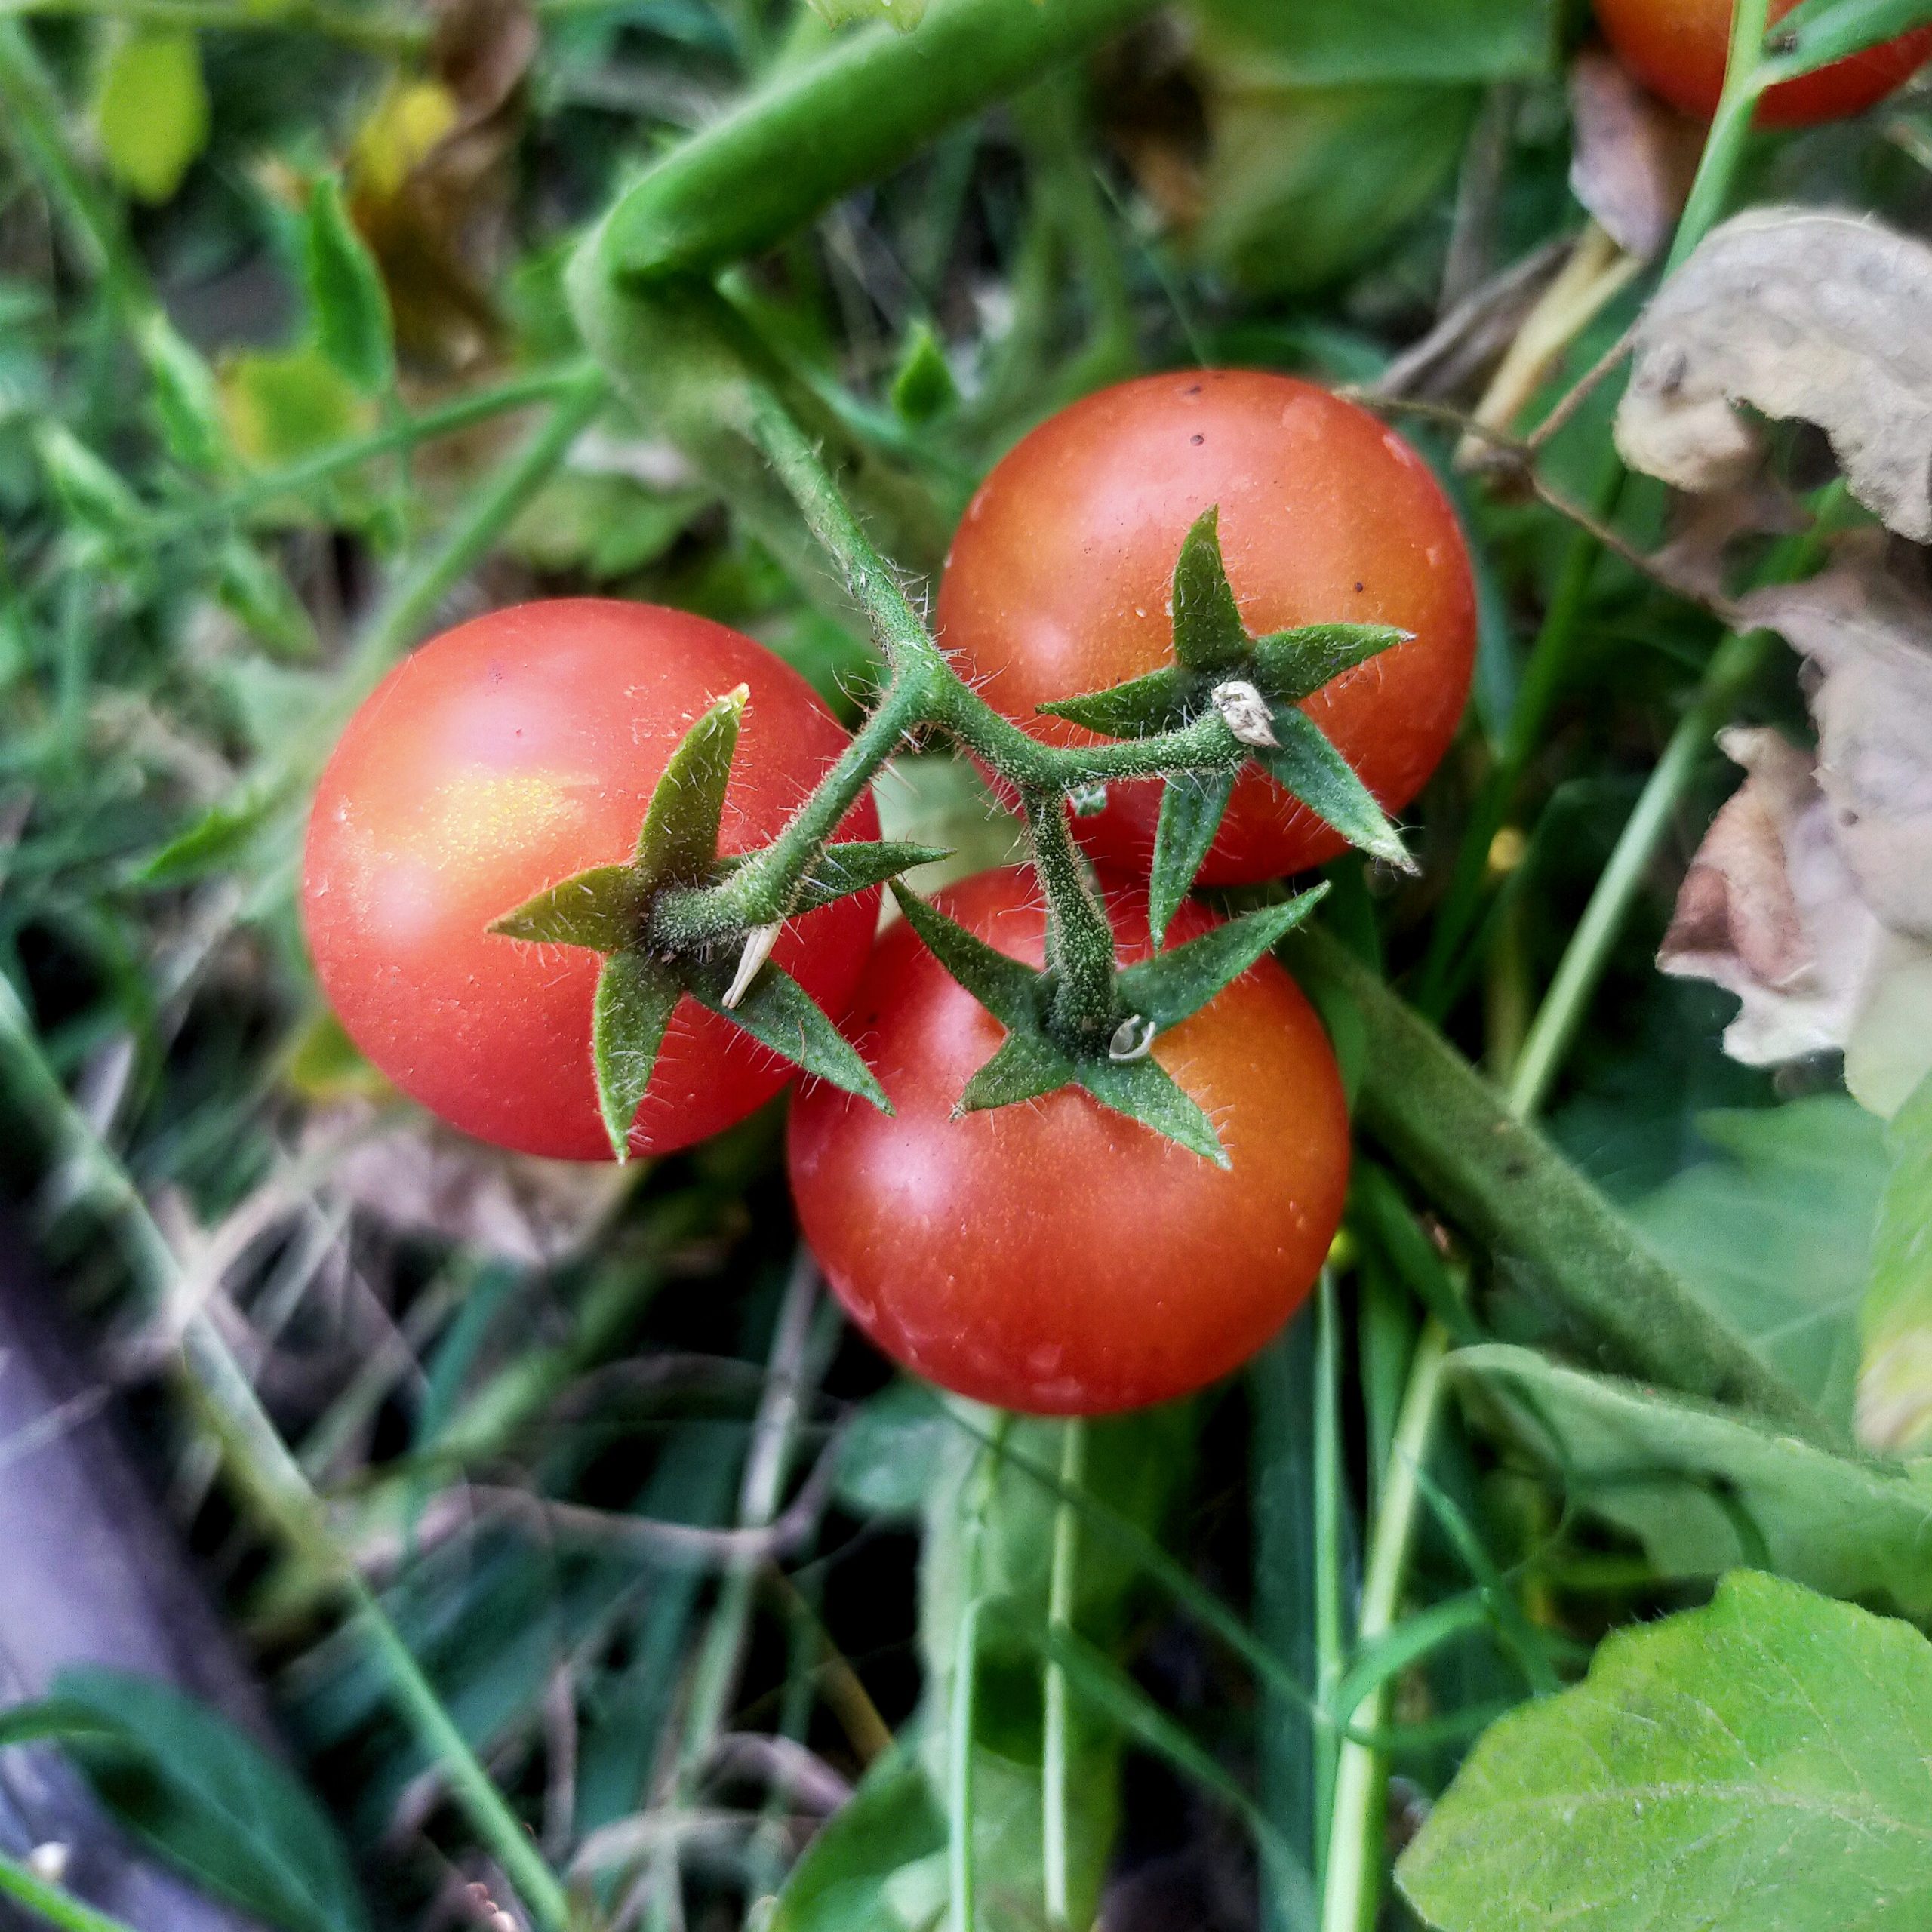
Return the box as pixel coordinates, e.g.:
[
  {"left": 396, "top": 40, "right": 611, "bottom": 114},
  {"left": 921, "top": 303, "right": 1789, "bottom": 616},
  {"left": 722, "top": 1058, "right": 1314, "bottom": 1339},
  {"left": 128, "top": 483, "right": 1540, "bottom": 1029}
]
[
  {"left": 219, "top": 345, "right": 374, "bottom": 472},
  {"left": 91, "top": 29, "right": 209, "bottom": 205},
  {"left": 349, "top": 79, "right": 461, "bottom": 202}
]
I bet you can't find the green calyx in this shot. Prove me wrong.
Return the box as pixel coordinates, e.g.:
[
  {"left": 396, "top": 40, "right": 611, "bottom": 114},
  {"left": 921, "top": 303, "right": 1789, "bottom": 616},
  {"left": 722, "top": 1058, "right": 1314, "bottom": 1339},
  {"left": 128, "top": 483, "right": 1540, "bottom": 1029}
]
[
  {"left": 489, "top": 686, "right": 943, "bottom": 1159},
  {"left": 891, "top": 876, "right": 1328, "bottom": 1169},
  {"left": 1039, "top": 505, "right": 1416, "bottom": 944}
]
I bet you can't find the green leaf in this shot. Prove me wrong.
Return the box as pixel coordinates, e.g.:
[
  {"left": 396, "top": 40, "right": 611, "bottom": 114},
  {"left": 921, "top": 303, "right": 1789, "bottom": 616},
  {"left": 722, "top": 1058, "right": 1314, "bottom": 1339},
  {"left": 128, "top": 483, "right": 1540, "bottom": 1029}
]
[
  {"left": 1398, "top": 1571, "right": 1932, "bottom": 1932},
  {"left": 220, "top": 345, "right": 371, "bottom": 473},
  {"left": 0, "top": 1669, "right": 371, "bottom": 1932},
  {"left": 142, "top": 777, "right": 290, "bottom": 882},
  {"left": 890, "top": 882, "right": 1042, "bottom": 1031},
  {"left": 1628, "top": 1100, "right": 1890, "bottom": 1432},
  {"left": 1251, "top": 622, "right": 1409, "bottom": 702},
  {"left": 788, "top": 840, "right": 951, "bottom": 912},
  {"left": 1075, "top": 1054, "right": 1227, "bottom": 1167},
  {"left": 635, "top": 685, "right": 748, "bottom": 884},
  {"left": 768, "top": 1749, "right": 946, "bottom": 1931},
  {"left": 1117, "top": 887, "right": 1327, "bottom": 1032},
  {"left": 592, "top": 949, "right": 682, "bottom": 1160},
  {"left": 35, "top": 422, "right": 141, "bottom": 532},
  {"left": 489, "top": 863, "right": 645, "bottom": 952},
  {"left": 833, "top": 1380, "right": 950, "bottom": 1521},
  {"left": 303, "top": 174, "right": 395, "bottom": 395},
  {"left": 137, "top": 311, "right": 226, "bottom": 473},
  {"left": 806, "top": 0, "right": 929, "bottom": 29},
  {"left": 1149, "top": 770, "right": 1235, "bottom": 949},
  {"left": 1457, "top": 1344, "right": 1932, "bottom": 1615},
  {"left": 1859, "top": 1072, "right": 1932, "bottom": 1454},
  {"left": 214, "top": 539, "right": 319, "bottom": 661},
  {"left": 955, "top": 1027, "right": 1077, "bottom": 1113},
  {"left": 1254, "top": 705, "right": 1411, "bottom": 869},
  {"left": 1169, "top": 506, "right": 1252, "bottom": 673},
  {"left": 91, "top": 29, "right": 208, "bottom": 204},
  {"left": 1197, "top": 0, "right": 1556, "bottom": 85},
  {"left": 1037, "top": 665, "right": 1192, "bottom": 738},
  {"left": 889, "top": 319, "right": 958, "bottom": 423},
  {"left": 1770, "top": 0, "right": 1932, "bottom": 78},
  {"left": 689, "top": 961, "right": 889, "bottom": 1111}
]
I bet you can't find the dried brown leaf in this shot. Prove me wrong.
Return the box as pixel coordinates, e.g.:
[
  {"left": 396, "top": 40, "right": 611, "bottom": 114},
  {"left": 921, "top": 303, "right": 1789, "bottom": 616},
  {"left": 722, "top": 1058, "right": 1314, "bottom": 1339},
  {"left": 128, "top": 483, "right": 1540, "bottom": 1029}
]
[
  {"left": 1617, "top": 209, "right": 1932, "bottom": 541},
  {"left": 1567, "top": 49, "right": 1700, "bottom": 261}
]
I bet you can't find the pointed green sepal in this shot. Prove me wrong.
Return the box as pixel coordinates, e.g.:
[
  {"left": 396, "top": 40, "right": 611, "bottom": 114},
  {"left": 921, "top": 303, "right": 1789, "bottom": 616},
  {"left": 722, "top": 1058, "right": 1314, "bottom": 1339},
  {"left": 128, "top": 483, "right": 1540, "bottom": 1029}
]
[
  {"left": 792, "top": 840, "right": 951, "bottom": 912},
  {"left": 1251, "top": 623, "right": 1410, "bottom": 703},
  {"left": 489, "top": 863, "right": 645, "bottom": 952},
  {"left": 1075, "top": 1054, "right": 1228, "bottom": 1168},
  {"left": 592, "top": 949, "right": 683, "bottom": 1160},
  {"left": 1037, "top": 666, "right": 1192, "bottom": 739},
  {"left": 1255, "top": 707, "right": 1414, "bottom": 872},
  {"left": 1118, "top": 885, "right": 1328, "bottom": 1032},
  {"left": 688, "top": 962, "right": 890, "bottom": 1112},
  {"left": 1170, "top": 506, "right": 1251, "bottom": 674},
  {"left": 1149, "top": 770, "right": 1235, "bottom": 949},
  {"left": 635, "top": 685, "right": 749, "bottom": 884},
  {"left": 890, "top": 883, "right": 1042, "bottom": 1031},
  {"left": 955, "top": 1028, "right": 1076, "bottom": 1115}
]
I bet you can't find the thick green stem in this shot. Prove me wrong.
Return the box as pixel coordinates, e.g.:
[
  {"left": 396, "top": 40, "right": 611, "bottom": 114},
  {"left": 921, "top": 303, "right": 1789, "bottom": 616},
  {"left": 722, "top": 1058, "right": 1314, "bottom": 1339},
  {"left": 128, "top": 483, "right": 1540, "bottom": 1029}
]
[
  {"left": 601, "top": 0, "right": 1161, "bottom": 283},
  {"left": 1026, "top": 789, "right": 1122, "bottom": 1048},
  {"left": 0, "top": 1853, "right": 140, "bottom": 1932},
  {"left": 1041, "top": 1419, "right": 1086, "bottom": 1930}
]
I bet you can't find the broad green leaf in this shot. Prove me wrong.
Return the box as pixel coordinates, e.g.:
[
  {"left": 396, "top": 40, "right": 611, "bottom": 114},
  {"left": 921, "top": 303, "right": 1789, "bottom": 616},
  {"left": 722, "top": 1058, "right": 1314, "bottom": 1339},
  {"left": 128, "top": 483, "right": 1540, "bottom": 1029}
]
[
  {"left": 506, "top": 473, "right": 710, "bottom": 580},
  {"left": 768, "top": 1750, "right": 945, "bottom": 1930},
  {"left": 1251, "top": 622, "right": 1408, "bottom": 702},
  {"left": 1149, "top": 769, "right": 1234, "bottom": 948},
  {"left": 1196, "top": 82, "right": 1478, "bottom": 295},
  {"left": 1398, "top": 1571, "right": 1932, "bottom": 1932},
  {"left": 1117, "top": 887, "right": 1326, "bottom": 1032},
  {"left": 955, "top": 1027, "right": 1076, "bottom": 1114},
  {"left": 1770, "top": 0, "right": 1932, "bottom": 78},
  {"left": 591, "top": 949, "right": 681, "bottom": 1159},
  {"left": 1037, "top": 665, "right": 1192, "bottom": 737},
  {"left": 91, "top": 29, "right": 208, "bottom": 204},
  {"left": 1628, "top": 1100, "right": 1890, "bottom": 1432},
  {"left": 1457, "top": 1344, "right": 1932, "bottom": 1615},
  {"left": 1859, "top": 1072, "right": 1932, "bottom": 1453},
  {"left": 1076, "top": 1054, "right": 1226, "bottom": 1167},
  {"left": 0, "top": 1669, "right": 371, "bottom": 1932},
  {"left": 890, "top": 883, "right": 1041, "bottom": 1029},
  {"left": 489, "top": 863, "right": 643, "bottom": 952},
  {"left": 635, "top": 685, "right": 747, "bottom": 884},
  {"left": 689, "top": 961, "right": 888, "bottom": 1110},
  {"left": 1255, "top": 706, "right": 1411, "bottom": 868},
  {"left": 1197, "top": 0, "right": 1555, "bottom": 85},
  {"left": 1169, "top": 506, "right": 1251, "bottom": 673},
  {"left": 889, "top": 319, "right": 957, "bottom": 423},
  {"left": 303, "top": 174, "right": 395, "bottom": 395}
]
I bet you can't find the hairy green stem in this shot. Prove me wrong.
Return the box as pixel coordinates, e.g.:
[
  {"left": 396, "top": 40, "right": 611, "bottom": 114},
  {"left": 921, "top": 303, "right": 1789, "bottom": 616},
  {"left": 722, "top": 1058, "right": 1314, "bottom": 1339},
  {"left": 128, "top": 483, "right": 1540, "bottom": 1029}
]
[
  {"left": 1026, "top": 789, "right": 1123, "bottom": 1047},
  {"left": 0, "top": 978, "right": 574, "bottom": 1932},
  {"left": 1041, "top": 1419, "right": 1086, "bottom": 1929},
  {"left": 0, "top": 1852, "right": 140, "bottom": 1932}
]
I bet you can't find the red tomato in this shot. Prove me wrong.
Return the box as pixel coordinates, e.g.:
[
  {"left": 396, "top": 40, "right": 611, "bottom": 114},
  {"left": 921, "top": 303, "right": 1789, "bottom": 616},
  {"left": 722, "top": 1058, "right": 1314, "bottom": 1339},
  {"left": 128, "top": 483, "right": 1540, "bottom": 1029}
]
[
  {"left": 303, "top": 599, "right": 881, "bottom": 1161},
  {"left": 786, "top": 866, "right": 1350, "bottom": 1414},
  {"left": 1596, "top": 0, "right": 1932, "bottom": 125},
  {"left": 936, "top": 371, "right": 1477, "bottom": 885}
]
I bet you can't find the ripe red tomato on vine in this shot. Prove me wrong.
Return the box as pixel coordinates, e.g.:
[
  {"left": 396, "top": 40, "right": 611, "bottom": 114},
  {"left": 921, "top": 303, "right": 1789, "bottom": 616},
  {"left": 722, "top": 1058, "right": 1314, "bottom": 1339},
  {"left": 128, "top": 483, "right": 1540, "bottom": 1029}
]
[
  {"left": 303, "top": 599, "right": 881, "bottom": 1161},
  {"left": 936, "top": 370, "right": 1478, "bottom": 888},
  {"left": 786, "top": 866, "right": 1351, "bottom": 1416},
  {"left": 1595, "top": 0, "right": 1932, "bottom": 125}
]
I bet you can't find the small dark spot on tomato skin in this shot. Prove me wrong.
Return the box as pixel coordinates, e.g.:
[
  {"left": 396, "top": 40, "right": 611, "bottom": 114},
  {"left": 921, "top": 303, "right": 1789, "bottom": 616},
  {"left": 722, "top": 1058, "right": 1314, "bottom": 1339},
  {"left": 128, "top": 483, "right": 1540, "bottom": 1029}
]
[
  {"left": 1354, "top": 582, "right": 1364, "bottom": 593},
  {"left": 1189, "top": 433, "right": 1204, "bottom": 446},
  {"left": 1183, "top": 383, "right": 1203, "bottom": 397}
]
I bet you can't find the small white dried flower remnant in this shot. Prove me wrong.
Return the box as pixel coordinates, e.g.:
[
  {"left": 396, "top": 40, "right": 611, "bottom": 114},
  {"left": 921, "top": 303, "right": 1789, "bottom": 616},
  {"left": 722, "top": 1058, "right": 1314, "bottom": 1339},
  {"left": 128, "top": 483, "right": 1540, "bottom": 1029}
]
[
  {"left": 722, "top": 921, "right": 782, "bottom": 1010},
  {"left": 1210, "top": 679, "right": 1278, "bottom": 747},
  {"left": 1658, "top": 556, "right": 1932, "bottom": 1121},
  {"left": 1109, "top": 1014, "right": 1157, "bottom": 1063}
]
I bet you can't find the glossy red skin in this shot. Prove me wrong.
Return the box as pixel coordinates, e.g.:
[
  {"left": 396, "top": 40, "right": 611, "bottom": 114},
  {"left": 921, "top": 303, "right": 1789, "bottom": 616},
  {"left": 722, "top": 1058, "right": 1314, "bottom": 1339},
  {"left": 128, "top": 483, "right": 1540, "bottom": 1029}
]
[
  {"left": 936, "top": 371, "right": 1478, "bottom": 884},
  {"left": 1596, "top": 0, "right": 1932, "bottom": 125},
  {"left": 303, "top": 599, "right": 881, "bottom": 1161},
  {"left": 786, "top": 867, "right": 1350, "bottom": 1415}
]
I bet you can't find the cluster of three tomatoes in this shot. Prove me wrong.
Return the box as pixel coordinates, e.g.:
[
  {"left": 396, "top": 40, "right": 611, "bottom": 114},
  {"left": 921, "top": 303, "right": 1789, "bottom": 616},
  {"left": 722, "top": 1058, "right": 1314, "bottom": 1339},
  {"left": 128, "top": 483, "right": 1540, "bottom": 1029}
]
[{"left": 303, "top": 372, "right": 1479, "bottom": 1417}]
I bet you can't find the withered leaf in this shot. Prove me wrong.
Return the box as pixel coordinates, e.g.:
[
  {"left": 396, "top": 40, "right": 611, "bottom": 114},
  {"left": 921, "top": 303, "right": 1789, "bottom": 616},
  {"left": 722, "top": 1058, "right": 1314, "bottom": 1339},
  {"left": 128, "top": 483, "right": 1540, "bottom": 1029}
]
[
  {"left": 1617, "top": 209, "right": 1932, "bottom": 542},
  {"left": 1567, "top": 49, "right": 1699, "bottom": 262}
]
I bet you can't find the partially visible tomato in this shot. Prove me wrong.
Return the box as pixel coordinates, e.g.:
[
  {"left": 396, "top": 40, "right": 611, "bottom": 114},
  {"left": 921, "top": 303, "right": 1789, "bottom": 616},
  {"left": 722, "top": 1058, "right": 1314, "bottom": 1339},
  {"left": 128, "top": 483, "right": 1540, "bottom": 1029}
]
[
  {"left": 786, "top": 866, "right": 1349, "bottom": 1415},
  {"left": 303, "top": 599, "right": 881, "bottom": 1161},
  {"left": 1596, "top": 0, "right": 1932, "bottom": 125},
  {"left": 936, "top": 371, "right": 1477, "bottom": 886}
]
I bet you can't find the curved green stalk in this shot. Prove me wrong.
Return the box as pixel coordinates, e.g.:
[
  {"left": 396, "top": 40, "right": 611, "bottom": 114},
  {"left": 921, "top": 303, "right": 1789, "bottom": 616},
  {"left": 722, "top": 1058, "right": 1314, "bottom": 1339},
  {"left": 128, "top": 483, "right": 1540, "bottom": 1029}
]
[{"left": 0, "top": 1851, "right": 141, "bottom": 1932}]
